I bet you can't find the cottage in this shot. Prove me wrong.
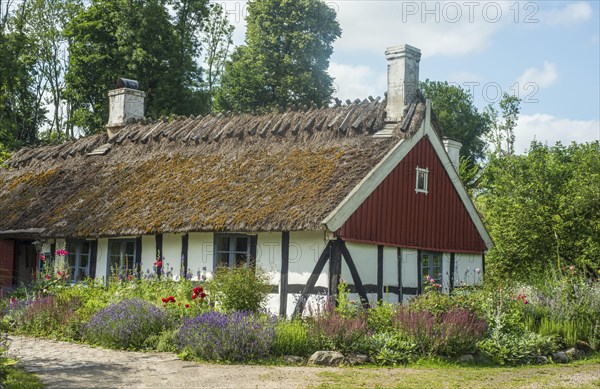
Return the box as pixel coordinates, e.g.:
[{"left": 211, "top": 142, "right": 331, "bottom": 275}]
[{"left": 0, "top": 44, "right": 491, "bottom": 315}]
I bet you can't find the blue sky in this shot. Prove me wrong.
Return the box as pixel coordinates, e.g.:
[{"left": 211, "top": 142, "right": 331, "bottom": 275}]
[{"left": 223, "top": 0, "right": 600, "bottom": 154}]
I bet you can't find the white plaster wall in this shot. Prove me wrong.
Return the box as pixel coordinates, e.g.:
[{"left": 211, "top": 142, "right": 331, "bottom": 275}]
[
  {"left": 256, "top": 232, "right": 282, "bottom": 316},
  {"left": 455, "top": 253, "right": 483, "bottom": 286},
  {"left": 344, "top": 242, "right": 377, "bottom": 285},
  {"left": 382, "top": 246, "right": 399, "bottom": 303},
  {"left": 442, "top": 252, "right": 451, "bottom": 293},
  {"left": 187, "top": 232, "right": 213, "bottom": 279},
  {"left": 288, "top": 231, "right": 328, "bottom": 287},
  {"left": 140, "top": 235, "right": 156, "bottom": 277},
  {"left": 401, "top": 248, "right": 418, "bottom": 288},
  {"left": 162, "top": 233, "right": 182, "bottom": 279},
  {"left": 96, "top": 238, "right": 109, "bottom": 283}
]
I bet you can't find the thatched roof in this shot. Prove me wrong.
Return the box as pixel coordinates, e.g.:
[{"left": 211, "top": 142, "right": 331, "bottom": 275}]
[{"left": 0, "top": 96, "right": 427, "bottom": 238}]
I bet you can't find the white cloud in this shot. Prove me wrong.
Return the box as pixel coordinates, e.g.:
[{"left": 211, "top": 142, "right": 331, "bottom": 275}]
[
  {"left": 514, "top": 113, "right": 600, "bottom": 154},
  {"left": 329, "top": 62, "right": 386, "bottom": 101},
  {"left": 515, "top": 62, "right": 558, "bottom": 99},
  {"left": 545, "top": 2, "right": 593, "bottom": 26},
  {"left": 333, "top": 1, "right": 513, "bottom": 58}
]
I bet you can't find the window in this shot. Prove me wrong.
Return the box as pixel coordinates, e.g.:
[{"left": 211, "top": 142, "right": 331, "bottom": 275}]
[
  {"left": 66, "top": 241, "right": 92, "bottom": 281},
  {"left": 107, "top": 239, "right": 137, "bottom": 277},
  {"left": 415, "top": 166, "right": 429, "bottom": 193},
  {"left": 421, "top": 251, "right": 442, "bottom": 290},
  {"left": 214, "top": 234, "right": 256, "bottom": 268}
]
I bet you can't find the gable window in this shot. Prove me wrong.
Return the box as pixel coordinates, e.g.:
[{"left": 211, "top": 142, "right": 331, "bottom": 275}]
[
  {"left": 214, "top": 234, "right": 256, "bottom": 268},
  {"left": 415, "top": 166, "right": 429, "bottom": 193},
  {"left": 66, "top": 241, "right": 92, "bottom": 281},
  {"left": 421, "top": 251, "right": 442, "bottom": 290},
  {"left": 107, "top": 239, "right": 137, "bottom": 277}
]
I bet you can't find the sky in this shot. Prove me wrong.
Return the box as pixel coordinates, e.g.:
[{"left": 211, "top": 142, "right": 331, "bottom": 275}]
[{"left": 220, "top": 0, "right": 600, "bottom": 154}]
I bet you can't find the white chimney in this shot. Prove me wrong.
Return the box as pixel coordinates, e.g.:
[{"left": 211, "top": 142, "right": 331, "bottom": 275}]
[
  {"left": 385, "top": 44, "right": 421, "bottom": 122},
  {"left": 443, "top": 137, "right": 462, "bottom": 172},
  {"left": 107, "top": 78, "right": 145, "bottom": 138}
]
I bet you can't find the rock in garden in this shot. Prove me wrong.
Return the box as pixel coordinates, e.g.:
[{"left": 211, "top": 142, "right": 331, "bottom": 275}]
[
  {"left": 535, "top": 355, "right": 549, "bottom": 364},
  {"left": 575, "top": 340, "right": 593, "bottom": 353},
  {"left": 565, "top": 347, "right": 581, "bottom": 360},
  {"left": 456, "top": 354, "right": 475, "bottom": 363},
  {"left": 308, "top": 351, "right": 345, "bottom": 366},
  {"left": 552, "top": 351, "right": 570, "bottom": 364},
  {"left": 345, "top": 354, "right": 369, "bottom": 366},
  {"left": 283, "top": 355, "right": 304, "bottom": 364}
]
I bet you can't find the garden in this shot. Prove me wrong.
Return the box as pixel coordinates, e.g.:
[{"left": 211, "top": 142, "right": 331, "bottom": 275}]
[{"left": 1, "top": 252, "right": 599, "bottom": 377}]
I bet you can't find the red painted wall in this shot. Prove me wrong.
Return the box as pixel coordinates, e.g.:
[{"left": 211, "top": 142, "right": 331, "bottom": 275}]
[
  {"left": 0, "top": 240, "right": 14, "bottom": 287},
  {"left": 338, "top": 137, "right": 487, "bottom": 253}
]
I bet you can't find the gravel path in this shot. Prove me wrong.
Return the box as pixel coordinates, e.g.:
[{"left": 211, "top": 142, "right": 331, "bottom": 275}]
[{"left": 8, "top": 336, "right": 334, "bottom": 389}]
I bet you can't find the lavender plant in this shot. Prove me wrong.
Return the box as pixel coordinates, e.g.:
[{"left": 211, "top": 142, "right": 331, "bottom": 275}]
[
  {"left": 83, "top": 299, "right": 170, "bottom": 349},
  {"left": 177, "top": 311, "right": 276, "bottom": 362}
]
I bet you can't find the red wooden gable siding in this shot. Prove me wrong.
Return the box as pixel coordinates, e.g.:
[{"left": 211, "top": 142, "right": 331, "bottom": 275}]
[{"left": 337, "top": 136, "right": 487, "bottom": 253}]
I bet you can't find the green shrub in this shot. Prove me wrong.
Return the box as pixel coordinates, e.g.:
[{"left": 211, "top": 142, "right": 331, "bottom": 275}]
[
  {"left": 369, "top": 331, "right": 416, "bottom": 366},
  {"left": 477, "top": 331, "right": 558, "bottom": 365},
  {"left": 367, "top": 303, "right": 395, "bottom": 333},
  {"left": 309, "top": 300, "right": 370, "bottom": 353},
  {"left": 271, "top": 319, "right": 317, "bottom": 356},
  {"left": 207, "top": 265, "right": 271, "bottom": 313},
  {"left": 12, "top": 295, "right": 82, "bottom": 340}
]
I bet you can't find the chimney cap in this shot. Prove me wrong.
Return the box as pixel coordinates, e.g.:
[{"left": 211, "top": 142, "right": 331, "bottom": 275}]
[
  {"left": 116, "top": 78, "right": 139, "bottom": 90},
  {"left": 385, "top": 44, "right": 421, "bottom": 60}
]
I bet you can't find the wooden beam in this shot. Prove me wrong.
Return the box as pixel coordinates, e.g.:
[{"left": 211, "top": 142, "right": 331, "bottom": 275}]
[
  {"left": 280, "top": 231, "right": 290, "bottom": 317},
  {"left": 90, "top": 240, "right": 98, "bottom": 279},
  {"left": 155, "top": 234, "right": 163, "bottom": 277},
  {"left": 417, "top": 250, "right": 422, "bottom": 295},
  {"left": 135, "top": 236, "right": 142, "bottom": 279},
  {"left": 329, "top": 239, "right": 342, "bottom": 299},
  {"left": 181, "top": 234, "right": 189, "bottom": 279},
  {"left": 397, "top": 247, "right": 403, "bottom": 303},
  {"left": 292, "top": 241, "right": 331, "bottom": 317},
  {"left": 449, "top": 252, "right": 455, "bottom": 293},
  {"left": 339, "top": 240, "right": 369, "bottom": 308},
  {"left": 377, "top": 245, "right": 384, "bottom": 302}
]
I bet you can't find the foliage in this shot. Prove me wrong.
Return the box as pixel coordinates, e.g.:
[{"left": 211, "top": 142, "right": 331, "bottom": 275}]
[
  {"left": 65, "top": 0, "right": 210, "bottom": 134},
  {"left": 309, "top": 299, "right": 370, "bottom": 353},
  {"left": 366, "top": 303, "right": 395, "bottom": 333},
  {"left": 82, "top": 298, "right": 170, "bottom": 349},
  {"left": 10, "top": 295, "right": 82, "bottom": 340},
  {"left": 207, "top": 265, "right": 271, "bottom": 313},
  {"left": 271, "top": 319, "right": 317, "bottom": 356},
  {"left": 0, "top": 357, "right": 45, "bottom": 389},
  {"left": 369, "top": 331, "right": 417, "bottom": 366},
  {"left": 477, "top": 331, "right": 557, "bottom": 365},
  {"left": 215, "top": 0, "right": 341, "bottom": 112},
  {"left": 177, "top": 311, "right": 276, "bottom": 362},
  {"left": 478, "top": 141, "right": 600, "bottom": 282},
  {"left": 420, "top": 80, "right": 491, "bottom": 163},
  {"left": 485, "top": 93, "right": 521, "bottom": 156}
]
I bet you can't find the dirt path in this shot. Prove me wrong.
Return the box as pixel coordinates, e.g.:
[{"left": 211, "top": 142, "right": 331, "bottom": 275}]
[{"left": 8, "top": 336, "right": 335, "bottom": 388}]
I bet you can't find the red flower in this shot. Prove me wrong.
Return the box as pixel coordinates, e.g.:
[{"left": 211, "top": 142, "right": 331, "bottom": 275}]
[
  {"left": 161, "top": 297, "right": 167, "bottom": 303},
  {"left": 185, "top": 304, "right": 190, "bottom": 308},
  {"left": 45, "top": 275, "right": 51, "bottom": 280},
  {"left": 168, "top": 296, "right": 175, "bottom": 303},
  {"left": 193, "top": 286, "right": 203, "bottom": 294},
  {"left": 192, "top": 293, "right": 197, "bottom": 300},
  {"left": 156, "top": 261, "right": 163, "bottom": 267},
  {"left": 200, "top": 292, "right": 207, "bottom": 299}
]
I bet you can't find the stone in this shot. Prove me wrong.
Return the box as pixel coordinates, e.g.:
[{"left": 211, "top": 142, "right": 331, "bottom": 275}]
[
  {"left": 565, "top": 347, "right": 581, "bottom": 361},
  {"left": 535, "top": 355, "right": 549, "bottom": 365},
  {"left": 283, "top": 355, "right": 304, "bottom": 364},
  {"left": 456, "top": 354, "right": 475, "bottom": 363},
  {"left": 308, "top": 351, "right": 345, "bottom": 367},
  {"left": 552, "top": 351, "right": 570, "bottom": 364},
  {"left": 575, "top": 340, "right": 593, "bottom": 353},
  {"left": 345, "top": 354, "right": 369, "bottom": 366}
]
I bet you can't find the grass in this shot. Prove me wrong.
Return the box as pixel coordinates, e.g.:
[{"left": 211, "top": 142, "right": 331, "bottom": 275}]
[
  {"left": 315, "top": 354, "right": 600, "bottom": 389},
  {"left": 0, "top": 358, "right": 44, "bottom": 389}
]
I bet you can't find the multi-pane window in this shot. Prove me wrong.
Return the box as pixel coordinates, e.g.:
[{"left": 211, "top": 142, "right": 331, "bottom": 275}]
[
  {"left": 214, "top": 234, "right": 254, "bottom": 268},
  {"left": 415, "top": 166, "right": 429, "bottom": 193},
  {"left": 66, "top": 241, "right": 92, "bottom": 281},
  {"left": 108, "top": 239, "right": 136, "bottom": 277},
  {"left": 421, "top": 251, "right": 442, "bottom": 289}
]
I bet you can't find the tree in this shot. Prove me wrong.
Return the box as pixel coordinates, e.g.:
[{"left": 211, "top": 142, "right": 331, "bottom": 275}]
[
  {"left": 486, "top": 93, "right": 521, "bottom": 156},
  {"left": 65, "top": 0, "right": 210, "bottom": 135},
  {"left": 477, "top": 141, "right": 600, "bottom": 283},
  {"left": 215, "top": 0, "right": 341, "bottom": 113},
  {"left": 201, "top": 3, "right": 234, "bottom": 108},
  {"left": 420, "top": 80, "right": 491, "bottom": 163}
]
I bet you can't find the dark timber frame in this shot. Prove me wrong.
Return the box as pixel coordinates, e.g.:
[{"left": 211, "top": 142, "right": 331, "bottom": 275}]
[
  {"left": 135, "top": 236, "right": 142, "bottom": 278},
  {"left": 377, "top": 245, "right": 384, "bottom": 302},
  {"left": 155, "top": 233, "right": 163, "bottom": 277},
  {"left": 339, "top": 240, "right": 369, "bottom": 308},
  {"left": 329, "top": 239, "right": 342, "bottom": 299},
  {"left": 181, "top": 233, "right": 189, "bottom": 278},
  {"left": 449, "top": 252, "right": 456, "bottom": 293},
  {"left": 293, "top": 241, "right": 332, "bottom": 317},
  {"left": 280, "top": 231, "right": 290, "bottom": 317},
  {"left": 397, "top": 247, "right": 403, "bottom": 303}
]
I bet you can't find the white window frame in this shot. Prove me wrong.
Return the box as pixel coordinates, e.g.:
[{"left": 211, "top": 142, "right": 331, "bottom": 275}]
[
  {"left": 213, "top": 234, "right": 255, "bottom": 269},
  {"left": 415, "top": 166, "right": 429, "bottom": 194},
  {"left": 66, "top": 241, "right": 92, "bottom": 282}
]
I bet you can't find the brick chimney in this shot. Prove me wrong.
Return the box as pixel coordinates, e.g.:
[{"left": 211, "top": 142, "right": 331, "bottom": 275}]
[
  {"left": 385, "top": 44, "right": 421, "bottom": 123},
  {"left": 107, "top": 78, "right": 145, "bottom": 138}
]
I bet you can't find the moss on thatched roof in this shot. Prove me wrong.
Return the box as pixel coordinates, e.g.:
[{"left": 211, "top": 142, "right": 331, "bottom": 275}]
[{"left": 0, "top": 97, "right": 426, "bottom": 238}]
